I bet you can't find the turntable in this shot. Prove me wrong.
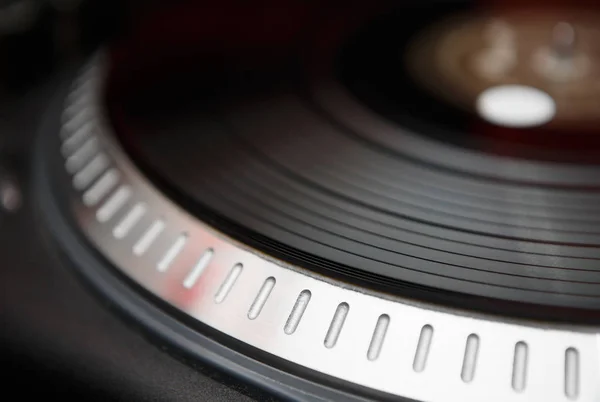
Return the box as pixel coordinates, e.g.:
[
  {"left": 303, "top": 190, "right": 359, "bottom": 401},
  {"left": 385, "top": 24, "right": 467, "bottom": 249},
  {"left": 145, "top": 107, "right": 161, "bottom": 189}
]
[{"left": 4, "top": 0, "right": 600, "bottom": 401}]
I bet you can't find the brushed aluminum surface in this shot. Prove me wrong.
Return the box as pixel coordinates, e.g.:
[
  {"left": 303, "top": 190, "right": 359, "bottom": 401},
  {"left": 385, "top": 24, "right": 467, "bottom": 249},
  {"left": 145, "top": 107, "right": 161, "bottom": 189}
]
[{"left": 58, "top": 56, "right": 600, "bottom": 402}]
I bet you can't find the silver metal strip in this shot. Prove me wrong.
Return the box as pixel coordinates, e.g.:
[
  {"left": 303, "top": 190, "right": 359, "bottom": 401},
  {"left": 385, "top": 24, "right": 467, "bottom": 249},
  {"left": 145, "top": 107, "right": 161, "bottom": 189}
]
[{"left": 60, "top": 55, "right": 600, "bottom": 402}]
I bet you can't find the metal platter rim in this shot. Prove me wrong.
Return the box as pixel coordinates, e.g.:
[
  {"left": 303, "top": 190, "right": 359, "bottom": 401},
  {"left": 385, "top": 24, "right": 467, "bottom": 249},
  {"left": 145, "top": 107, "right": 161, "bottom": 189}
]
[{"left": 55, "top": 55, "right": 600, "bottom": 402}]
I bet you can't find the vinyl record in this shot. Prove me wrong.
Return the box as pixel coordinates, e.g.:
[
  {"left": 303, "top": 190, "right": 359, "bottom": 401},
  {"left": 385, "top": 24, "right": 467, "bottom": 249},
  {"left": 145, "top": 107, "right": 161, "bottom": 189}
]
[{"left": 101, "top": 0, "right": 600, "bottom": 319}]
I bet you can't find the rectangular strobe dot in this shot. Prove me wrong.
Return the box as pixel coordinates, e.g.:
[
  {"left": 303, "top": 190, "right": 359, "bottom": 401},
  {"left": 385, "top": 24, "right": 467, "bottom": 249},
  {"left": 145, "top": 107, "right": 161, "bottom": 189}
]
[
  {"left": 324, "top": 303, "right": 349, "bottom": 349},
  {"left": 284, "top": 290, "right": 312, "bottom": 335},
  {"left": 133, "top": 220, "right": 166, "bottom": 256},
  {"left": 248, "top": 277, "right": 276, "bottom": 320},
  {"left": 565, "top": 347, "right": 579, "bottom": 400},
  {"left": 183, "top": 249, "right": 214, "bottom": 289},
  {"left": 214, "top": 264, "right": 243, "bottom": 304},
  {"left": 96, "top": 185, "right": 132, "bottom": 223},
  {"left": 113, "top": 203, "right": 147, "bottom": 239},
  {"left": 367, "top": 314, "right": 390, "bottom": 361},
  {"left": 413, "top": 325, "right": 434, "bottom": 372},
  {"left": 461, "top": 334, "right": 480, "bottom": 383},
  {"left": 157, "top": 234, "right": 187, "bottom": 272},
  {"left": 512, "top": 341, "right": 528, "bottom": 392}
]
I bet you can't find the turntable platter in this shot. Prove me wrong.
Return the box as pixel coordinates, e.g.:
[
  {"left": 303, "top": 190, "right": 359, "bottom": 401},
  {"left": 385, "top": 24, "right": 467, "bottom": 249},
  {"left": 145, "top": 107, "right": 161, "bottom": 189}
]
[
  {"left": 36, "top": 1, "right": 600, "bottom": 401},
  {"left": 103, "top": 0, "right": 600, "bottom": 315}
]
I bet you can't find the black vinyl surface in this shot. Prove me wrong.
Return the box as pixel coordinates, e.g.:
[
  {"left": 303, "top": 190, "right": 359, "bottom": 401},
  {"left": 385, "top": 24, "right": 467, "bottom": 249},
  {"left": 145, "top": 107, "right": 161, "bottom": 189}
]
[{"left": 103, "top": 0, "right": 600, "bottom": 318}]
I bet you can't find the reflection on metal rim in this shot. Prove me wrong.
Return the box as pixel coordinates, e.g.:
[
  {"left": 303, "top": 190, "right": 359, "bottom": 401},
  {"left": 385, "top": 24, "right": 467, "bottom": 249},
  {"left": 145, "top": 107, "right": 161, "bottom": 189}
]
[{"left": 60, "top": 55, "right": 600, "bottom": 402}]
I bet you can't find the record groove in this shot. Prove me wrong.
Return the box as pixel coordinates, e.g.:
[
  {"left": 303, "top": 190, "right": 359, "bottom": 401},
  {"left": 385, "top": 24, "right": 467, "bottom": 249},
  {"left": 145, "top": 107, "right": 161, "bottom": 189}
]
[{"left": 104, "top": 0, "right": 600, "bottom": 317}]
